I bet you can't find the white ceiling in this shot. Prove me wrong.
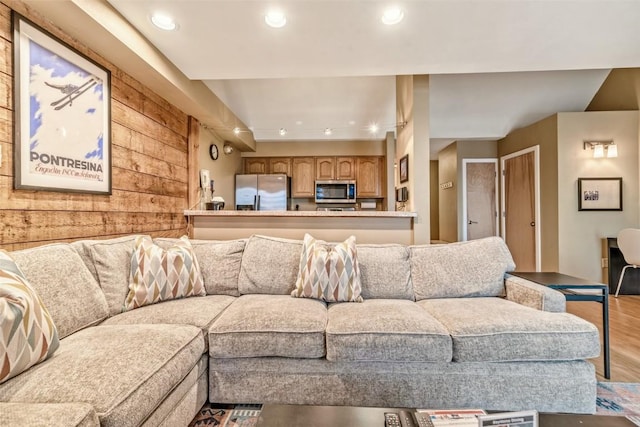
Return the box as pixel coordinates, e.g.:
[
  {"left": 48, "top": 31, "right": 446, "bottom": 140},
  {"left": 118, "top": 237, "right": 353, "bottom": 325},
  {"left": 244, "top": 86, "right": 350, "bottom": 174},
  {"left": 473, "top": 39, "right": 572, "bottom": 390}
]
[{"left": 107, "top": 0, "right": 640, "bottom": 154}]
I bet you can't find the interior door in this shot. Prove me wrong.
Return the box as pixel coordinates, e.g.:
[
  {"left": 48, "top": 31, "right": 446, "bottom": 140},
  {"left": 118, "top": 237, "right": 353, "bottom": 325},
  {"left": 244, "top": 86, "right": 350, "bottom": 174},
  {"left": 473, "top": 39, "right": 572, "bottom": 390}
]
[
  {"left": 464, "top": 160, "right": 497, "bottom": 240},
  {"left": 502, "top": 150, "right": 537, "bottom": 271}
]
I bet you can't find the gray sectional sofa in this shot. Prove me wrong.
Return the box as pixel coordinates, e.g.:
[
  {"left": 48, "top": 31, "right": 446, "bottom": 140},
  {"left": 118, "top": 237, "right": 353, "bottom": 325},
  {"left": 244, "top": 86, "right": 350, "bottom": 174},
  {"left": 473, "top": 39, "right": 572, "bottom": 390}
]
[{"left": 0, "top": 234, "right": 601, "bottom": 426}]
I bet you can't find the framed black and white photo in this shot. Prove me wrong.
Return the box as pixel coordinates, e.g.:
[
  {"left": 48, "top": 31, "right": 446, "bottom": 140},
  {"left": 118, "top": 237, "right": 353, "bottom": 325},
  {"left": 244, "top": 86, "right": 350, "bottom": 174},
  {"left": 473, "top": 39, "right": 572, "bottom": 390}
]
[
  {"left": 13, "top": 13, "right": 111, "bottom": 194},
  {"left": 578, "top": 177, "right": 622, "bottom": 211},
  {"left": 399, "top": 154, "right": 409, "bottom": 183}
]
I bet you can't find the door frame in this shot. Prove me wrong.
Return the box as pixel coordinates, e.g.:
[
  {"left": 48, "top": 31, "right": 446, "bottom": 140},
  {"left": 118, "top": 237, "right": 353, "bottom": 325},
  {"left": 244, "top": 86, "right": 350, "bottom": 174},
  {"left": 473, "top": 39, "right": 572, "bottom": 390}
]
[
  {"left": 500, "top": 145, "right": 541, "bottom": 272},
  {"left": 461, "top": 158, "right": 499, "bottom": 241}
]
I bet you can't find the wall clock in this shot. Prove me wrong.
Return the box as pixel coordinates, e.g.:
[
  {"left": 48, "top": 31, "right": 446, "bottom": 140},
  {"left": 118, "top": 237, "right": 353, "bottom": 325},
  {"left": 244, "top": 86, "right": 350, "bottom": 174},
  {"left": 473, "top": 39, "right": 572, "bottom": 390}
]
[{"left": 209, "top": 143, "right": 219, "bottom": 160}]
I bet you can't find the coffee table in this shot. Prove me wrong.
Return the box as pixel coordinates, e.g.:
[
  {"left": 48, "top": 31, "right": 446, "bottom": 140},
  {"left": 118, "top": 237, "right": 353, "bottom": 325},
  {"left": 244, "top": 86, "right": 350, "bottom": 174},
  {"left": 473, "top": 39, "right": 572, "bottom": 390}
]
[{"left": 256, "top": 404, "right": 637, "bottom": 427}]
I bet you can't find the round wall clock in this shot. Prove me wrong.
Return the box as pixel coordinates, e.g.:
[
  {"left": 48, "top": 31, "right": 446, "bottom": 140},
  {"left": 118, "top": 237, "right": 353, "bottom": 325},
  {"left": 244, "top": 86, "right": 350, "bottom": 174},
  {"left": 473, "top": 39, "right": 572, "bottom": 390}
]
[{"left": 209, "top": 143, "right": 219, "bottom": 160}]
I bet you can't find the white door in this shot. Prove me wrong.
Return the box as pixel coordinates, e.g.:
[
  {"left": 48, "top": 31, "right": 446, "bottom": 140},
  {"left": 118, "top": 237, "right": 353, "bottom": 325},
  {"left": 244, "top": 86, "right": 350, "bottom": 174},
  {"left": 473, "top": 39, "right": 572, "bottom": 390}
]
[{"left": 462, "top": 159, "right": 498, "bottom": 241}]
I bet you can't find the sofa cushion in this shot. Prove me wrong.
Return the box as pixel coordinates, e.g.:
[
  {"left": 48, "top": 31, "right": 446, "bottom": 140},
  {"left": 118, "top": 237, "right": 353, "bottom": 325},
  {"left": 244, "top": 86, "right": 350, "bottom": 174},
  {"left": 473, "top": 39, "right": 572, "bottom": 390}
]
[
  {"left": 292, "top": 234, "right": 363, "bottom": 302},
  {"left": 10, "top": 244, "right": 109, "bottom": 339},
  {"left": 0, "top": 251, "right": 59, "bottom": 383},
  {"left": 0, "top": 403, "right": 99, "bottom": 427},
  {"left": 125, "top": 236, "right": 205, "bottom": 310},
  {"left": 326, "top": 299, "right": 452, "bottom": 362},
  {"left": 410, "top": 237, "right": 515, "bottom": 300},
  {"left": 357, "top": 244, "right": 413, "bottom": 300},
  {"left": 418, "top": 298, "right": 600, "bottom": 362},
  {"left": 209, "top": 294, "right": 327, "bottom": 358},
  {"left": 72, "top": 235, "right": 149, "bottom": 316},
  {"left": 238, "top": 235, "right": 302, "bottom": 295},
  {"left": 101, "top": 295, "right": 235, "bottom": 347},
  {"left": 0, "top": 324, "right": 204, "bottom": 427},
  {"left": 154, "top": 238, "right": 245, "bottom": 296}
]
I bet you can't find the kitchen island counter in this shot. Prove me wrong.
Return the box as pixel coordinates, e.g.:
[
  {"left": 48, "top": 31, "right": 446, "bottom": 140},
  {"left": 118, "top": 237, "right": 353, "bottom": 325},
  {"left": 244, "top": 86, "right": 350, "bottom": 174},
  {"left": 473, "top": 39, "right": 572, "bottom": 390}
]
[{"left": 184, "top": 210, "right": 417, "bottom": 244}]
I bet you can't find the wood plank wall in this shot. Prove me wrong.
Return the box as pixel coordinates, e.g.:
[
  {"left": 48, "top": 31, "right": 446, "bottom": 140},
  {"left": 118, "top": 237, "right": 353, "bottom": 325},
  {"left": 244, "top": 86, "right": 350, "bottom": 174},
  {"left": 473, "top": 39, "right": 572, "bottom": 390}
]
[{"left": 0, "top": 1, "right": 191, "bottom": 251}]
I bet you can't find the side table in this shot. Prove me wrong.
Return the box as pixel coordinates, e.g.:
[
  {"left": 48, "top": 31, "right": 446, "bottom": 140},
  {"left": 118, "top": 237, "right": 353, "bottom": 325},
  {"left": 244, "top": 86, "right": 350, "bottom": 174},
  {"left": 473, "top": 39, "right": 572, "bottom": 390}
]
[{"left": 509, "top": 272, "right": 610, "bottom": 380}]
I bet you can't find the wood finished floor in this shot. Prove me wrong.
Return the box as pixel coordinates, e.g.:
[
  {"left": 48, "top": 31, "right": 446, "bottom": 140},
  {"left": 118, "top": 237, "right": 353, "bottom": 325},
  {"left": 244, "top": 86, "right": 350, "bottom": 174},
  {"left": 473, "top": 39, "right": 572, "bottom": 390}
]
[{"left": 566, "top": 295, "right": 640, "bottom": 382}]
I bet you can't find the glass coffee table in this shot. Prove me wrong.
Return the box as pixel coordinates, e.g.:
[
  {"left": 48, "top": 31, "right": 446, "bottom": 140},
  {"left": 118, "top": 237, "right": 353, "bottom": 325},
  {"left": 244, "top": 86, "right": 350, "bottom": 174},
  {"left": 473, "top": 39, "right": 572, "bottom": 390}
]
[{"left": 256, "top": 404, "right": 637, "bottom": 427}]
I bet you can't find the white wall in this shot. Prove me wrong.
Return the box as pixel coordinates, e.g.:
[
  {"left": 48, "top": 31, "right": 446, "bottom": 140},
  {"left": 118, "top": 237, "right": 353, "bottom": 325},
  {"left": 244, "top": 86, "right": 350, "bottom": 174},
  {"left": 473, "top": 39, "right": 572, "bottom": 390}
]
[
  {"left": 557, "top": 111, "right": 640, "bottom": 281},
  {"left": 198, "top": 130, "right": 243, "bottom": 210}
]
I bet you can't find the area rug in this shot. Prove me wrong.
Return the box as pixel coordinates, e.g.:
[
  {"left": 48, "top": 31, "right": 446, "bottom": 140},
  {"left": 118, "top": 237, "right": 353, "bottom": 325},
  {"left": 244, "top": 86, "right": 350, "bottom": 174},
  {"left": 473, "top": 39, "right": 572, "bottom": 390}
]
[
  {"left": 189, "top": 382, "right": 640, "bottom": 426},
  {"left": 596, "top": 382, "right": 640, "bottom": 425}
]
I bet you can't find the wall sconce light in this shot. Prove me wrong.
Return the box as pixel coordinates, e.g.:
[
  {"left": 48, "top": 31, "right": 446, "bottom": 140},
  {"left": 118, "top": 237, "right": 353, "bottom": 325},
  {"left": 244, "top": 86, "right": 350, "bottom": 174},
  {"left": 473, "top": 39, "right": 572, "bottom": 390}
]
[
  {"left": 584, "top": 140, "right": 618, "bottom": 158},
  {"left": 223, "top": 143, "right": 234, "bottom": 155}
]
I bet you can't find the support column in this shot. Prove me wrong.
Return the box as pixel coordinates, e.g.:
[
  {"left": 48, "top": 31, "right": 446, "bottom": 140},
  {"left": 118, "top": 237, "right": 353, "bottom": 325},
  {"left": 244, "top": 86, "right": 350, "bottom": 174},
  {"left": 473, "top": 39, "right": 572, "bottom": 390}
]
[{"left": 396, "top": 75, "right": 430, "bottom": 244}]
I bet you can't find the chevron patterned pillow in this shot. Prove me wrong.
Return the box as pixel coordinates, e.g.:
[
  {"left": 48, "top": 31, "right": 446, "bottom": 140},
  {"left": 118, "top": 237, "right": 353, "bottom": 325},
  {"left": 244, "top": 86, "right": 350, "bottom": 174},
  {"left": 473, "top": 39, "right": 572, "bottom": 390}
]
[
  {"left": 0, "top": 251, "right": 59, "bottom": 384},
  {"left": 125, "top": 236, "right": 205, "bottom": 310},
  {"left": 292, "top": 234, "right": 363, "bottom": 302}
]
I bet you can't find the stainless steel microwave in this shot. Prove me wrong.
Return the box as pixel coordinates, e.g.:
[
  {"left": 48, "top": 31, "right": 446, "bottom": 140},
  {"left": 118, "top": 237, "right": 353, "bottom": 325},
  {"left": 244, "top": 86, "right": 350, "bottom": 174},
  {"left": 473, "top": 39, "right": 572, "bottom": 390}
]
[{"left": 315, "top": 180, "right": 356, "bottom": 203}]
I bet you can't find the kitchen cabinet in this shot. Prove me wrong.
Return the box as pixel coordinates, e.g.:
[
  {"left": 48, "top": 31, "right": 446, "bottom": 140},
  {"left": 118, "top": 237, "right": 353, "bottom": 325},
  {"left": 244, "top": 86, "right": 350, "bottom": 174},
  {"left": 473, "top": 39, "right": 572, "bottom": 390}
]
[
  {"left": 356, "top": 156, "right": 384, "bottom": 198},
  {"left": 292, "top": 157, "right": 315, "bottom": 197},
  {"left": 244, "top": 158, "right": 267, "bottom": 174},
  {"left": 315, "top": 157, "right": 335, "bottom": 180},
  {"left": 316, "top": 157, "right": 356, "bottom": 180},
  {"left": 336, "top": 157, "right": 356, "bottom": 180},
  {"left": 269, "top": 158, "right": 292, "bottom": 176}
]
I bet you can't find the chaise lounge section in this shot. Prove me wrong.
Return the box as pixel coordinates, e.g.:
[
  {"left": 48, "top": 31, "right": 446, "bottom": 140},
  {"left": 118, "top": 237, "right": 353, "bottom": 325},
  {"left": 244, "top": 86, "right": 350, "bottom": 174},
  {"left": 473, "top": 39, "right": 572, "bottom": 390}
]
[{"left": 0, "top": 234, "right": 600, "bottom": 426}]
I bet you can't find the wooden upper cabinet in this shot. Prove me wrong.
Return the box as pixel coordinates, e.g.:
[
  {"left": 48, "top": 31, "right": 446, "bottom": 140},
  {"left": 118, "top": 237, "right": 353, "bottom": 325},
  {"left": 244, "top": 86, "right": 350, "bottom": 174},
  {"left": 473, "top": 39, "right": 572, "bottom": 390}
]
[
  {"left": 244, "top": 158, "right": 267, "bottom": 174},
  {"left": 269, "top": 157, "right": 292, "bottom": 176},
  {"left": 292, "top": 157, "right": 316, "bottom": 197},
  {"left": 336, "top": 157, "right": 356, "bottom": 180},
  {"left": 356, "top": 156, "right": 384, "bottom": 198},
  {"left": 315, "top": 157, "right": 335, "bottom": 180}
]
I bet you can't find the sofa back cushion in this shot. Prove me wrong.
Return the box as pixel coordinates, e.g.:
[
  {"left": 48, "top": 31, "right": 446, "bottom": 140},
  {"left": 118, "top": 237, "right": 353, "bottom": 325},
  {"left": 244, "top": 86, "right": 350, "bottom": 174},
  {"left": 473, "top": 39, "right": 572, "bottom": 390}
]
[
  {"left": 10, "top": 244, "right": 109, "bottom": 338},
  {"left": 238, "top": 235, "right": 302, "bottom": 295},
  {"left": 72, "top": 235, "right": 148, "bottom": 316},
  {"left": 357, "top": 244, "right": 413, "bottom": 300},
  {"left": 153, "top": 238, "right": 245, "bottom": 296},
  {"left": 410, "top": 237, "right": 516, "bottom": 300}
]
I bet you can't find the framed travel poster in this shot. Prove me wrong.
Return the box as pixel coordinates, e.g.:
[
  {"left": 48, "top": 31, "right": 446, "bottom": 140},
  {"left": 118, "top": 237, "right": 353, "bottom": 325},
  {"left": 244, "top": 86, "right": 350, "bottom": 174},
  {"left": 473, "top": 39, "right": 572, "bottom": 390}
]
[
  {"left": 13, "top": 13, "right": 111, "bottom": 194},
  {"left": 577, "top": 177, "right": 622, "bottom": 211}
]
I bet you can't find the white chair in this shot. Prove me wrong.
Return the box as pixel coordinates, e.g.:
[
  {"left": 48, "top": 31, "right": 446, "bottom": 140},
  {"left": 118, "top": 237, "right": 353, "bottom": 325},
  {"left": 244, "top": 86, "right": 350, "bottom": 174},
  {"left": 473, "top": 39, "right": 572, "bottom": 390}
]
[{"left": 614, "top": 228, "right": 640, "bottom": 297}]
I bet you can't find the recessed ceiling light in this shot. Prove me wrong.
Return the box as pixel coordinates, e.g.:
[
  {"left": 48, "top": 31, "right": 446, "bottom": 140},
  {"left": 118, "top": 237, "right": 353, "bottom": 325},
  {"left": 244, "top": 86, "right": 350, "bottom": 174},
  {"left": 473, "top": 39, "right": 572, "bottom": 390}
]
[
  {"left": 296, "top": 120, "right": 303, "bottom": 125},
  {"left": 279, "top": 128, "right": 287, "bottom": 136},
  {"left": 265, "top": 10, "right": 287, "bottom": 28},
  {"left": 381, "top": 6, "right": 404, "bottom": 25},
  {"left": 348, "top": 120, "right": 356, "bottom": 126},
  {"left": 233, "top": 127, "right": 241, "bottom": 135},
  {"left": 369, "top": 123, "right": 379, "bottom": 134},
  {"left": 151, "top": 12, "right": 177, "bottom": 31},
  {"left": 324, "top": 128, "right": 333, "bottom": 136}
]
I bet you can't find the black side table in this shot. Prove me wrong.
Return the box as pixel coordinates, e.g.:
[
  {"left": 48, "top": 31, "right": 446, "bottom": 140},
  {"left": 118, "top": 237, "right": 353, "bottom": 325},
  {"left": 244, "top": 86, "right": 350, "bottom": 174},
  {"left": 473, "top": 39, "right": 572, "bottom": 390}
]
[{"left": 509, "top": 272, "right": 610, "bottom": 380}]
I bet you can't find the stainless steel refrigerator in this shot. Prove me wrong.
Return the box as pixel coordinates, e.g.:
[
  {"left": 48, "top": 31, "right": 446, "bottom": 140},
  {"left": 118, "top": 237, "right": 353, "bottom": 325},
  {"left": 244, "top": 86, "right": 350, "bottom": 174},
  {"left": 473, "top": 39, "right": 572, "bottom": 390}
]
[{"left": 235, "top": 174, "right": 290, "bottom": 211}]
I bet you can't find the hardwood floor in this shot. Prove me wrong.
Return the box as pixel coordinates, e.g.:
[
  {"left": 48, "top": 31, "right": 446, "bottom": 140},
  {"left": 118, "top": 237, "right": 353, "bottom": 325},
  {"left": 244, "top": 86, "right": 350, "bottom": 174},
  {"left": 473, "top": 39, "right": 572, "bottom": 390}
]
[{"left": 566, "top": 295, "right": 640, "bottom": 382}]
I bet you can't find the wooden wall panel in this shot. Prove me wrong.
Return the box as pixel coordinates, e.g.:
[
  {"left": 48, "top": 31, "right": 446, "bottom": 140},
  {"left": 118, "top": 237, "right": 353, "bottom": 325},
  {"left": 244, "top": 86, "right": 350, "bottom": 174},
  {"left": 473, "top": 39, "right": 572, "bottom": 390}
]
[{"left": 0, "top": 1, "right": 190, "bottom": 250}]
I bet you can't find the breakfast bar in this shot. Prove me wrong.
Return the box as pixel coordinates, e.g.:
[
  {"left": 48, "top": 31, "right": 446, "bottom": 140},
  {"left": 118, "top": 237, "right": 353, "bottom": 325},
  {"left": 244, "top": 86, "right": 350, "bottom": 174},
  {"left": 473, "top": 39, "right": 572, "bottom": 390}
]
[{"left": 184, "top": 210, "right": 418, "bottom": 244}]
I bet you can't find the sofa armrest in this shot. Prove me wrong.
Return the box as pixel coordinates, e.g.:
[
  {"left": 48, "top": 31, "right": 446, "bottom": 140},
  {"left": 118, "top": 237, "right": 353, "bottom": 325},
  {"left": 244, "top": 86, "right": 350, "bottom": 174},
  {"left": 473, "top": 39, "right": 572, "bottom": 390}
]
[
  {"left": 0, "top": 402, "right": 99, "bottom": 427},
  {"left": 504, "top": 274, "right": 566, "bottom": 312}
]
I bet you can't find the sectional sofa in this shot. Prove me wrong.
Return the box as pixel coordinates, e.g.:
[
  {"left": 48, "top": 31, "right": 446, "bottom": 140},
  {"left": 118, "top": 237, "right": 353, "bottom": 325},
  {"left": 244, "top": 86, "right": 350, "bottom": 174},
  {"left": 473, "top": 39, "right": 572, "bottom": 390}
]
[{"left": 0, "top": 234, "right": 601, "bottom": 426}]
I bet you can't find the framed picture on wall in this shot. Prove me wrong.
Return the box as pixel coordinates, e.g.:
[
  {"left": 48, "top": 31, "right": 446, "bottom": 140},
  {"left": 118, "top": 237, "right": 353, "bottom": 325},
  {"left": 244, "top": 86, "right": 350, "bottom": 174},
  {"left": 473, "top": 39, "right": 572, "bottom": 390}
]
[
  {"left": 13, "top": 13, "right": 112, "bottom": 194},
  {"left": 399, "top": 154, "right": 409, "bottom": 183},
  {"left": 578, "top": 177, "right": 622, "bottom": 211}
]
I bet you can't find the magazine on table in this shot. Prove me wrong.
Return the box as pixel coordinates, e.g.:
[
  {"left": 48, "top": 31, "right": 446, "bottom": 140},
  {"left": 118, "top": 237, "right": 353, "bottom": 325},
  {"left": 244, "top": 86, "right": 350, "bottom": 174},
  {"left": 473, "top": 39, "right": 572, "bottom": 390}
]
[{"left": 416, "top": 409, "right": 487, "bottom": 426}]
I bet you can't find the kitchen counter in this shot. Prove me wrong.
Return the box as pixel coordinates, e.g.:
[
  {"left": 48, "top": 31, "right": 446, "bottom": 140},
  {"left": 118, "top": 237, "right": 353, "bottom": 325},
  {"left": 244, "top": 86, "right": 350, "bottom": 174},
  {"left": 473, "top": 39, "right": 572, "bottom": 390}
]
[
  {"left": 183, "top": 210, "right": 416, "bottom": 218},
  {"left": 184, "top": 210, "right": 417, "bottom": 244}
]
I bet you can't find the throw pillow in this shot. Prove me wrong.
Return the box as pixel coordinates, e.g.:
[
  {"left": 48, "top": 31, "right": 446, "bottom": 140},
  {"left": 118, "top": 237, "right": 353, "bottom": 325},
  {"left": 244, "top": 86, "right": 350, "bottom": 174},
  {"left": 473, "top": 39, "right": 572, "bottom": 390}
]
[
  {"left": 291, "top": 234, "right": 363, "bottom": 302},
  {"left": 125, "top": 236, "right": 205, "bottom": 310},
  {"left": 0, "top": 250, "right": 60, "bottom": 384}
]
